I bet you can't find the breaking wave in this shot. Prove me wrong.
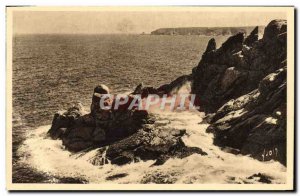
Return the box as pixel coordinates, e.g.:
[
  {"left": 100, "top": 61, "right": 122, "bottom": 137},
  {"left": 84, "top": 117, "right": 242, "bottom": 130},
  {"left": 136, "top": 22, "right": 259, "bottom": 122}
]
[{"left": 17, "top": 108, "right": 286, "bottom": 184}]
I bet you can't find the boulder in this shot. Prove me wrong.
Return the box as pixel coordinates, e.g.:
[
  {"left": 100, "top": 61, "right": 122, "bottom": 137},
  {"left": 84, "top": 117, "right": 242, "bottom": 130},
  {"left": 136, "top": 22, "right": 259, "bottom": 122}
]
[
  {"left": 48, "top": 103, "right": 85, "bottom": 139},
  {"left": 48, "top": 108, "right": 151, "bottom": 152}
]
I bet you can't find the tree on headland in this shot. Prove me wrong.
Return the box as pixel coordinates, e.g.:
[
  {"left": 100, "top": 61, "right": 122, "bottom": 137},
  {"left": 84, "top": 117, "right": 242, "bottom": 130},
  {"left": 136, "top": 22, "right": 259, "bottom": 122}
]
[{"left": 116, "top": 19, "right": 135, "bottom": 34}]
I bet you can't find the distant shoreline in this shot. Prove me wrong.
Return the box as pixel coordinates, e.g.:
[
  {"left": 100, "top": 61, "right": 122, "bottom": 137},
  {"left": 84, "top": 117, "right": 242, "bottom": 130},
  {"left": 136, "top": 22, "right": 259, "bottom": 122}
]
[{"left": 151, "top": 26, "right": 265, "bottom": 36}]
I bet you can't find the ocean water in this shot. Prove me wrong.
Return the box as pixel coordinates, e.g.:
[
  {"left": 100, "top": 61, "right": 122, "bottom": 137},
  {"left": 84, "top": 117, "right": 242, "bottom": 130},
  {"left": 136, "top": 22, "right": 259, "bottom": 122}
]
[
  {"left": 13, "top": 34, "right": 224, "bottom": 129},
  {"left": 12, "top": 34, "right": 286, "bottom": 184}
]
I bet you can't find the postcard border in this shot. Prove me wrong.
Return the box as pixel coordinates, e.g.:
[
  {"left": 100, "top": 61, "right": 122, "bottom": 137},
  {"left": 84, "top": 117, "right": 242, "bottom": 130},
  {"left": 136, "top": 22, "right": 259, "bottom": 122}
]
[{"left": 6, "top": 6, "right": 295, "bottom": 191}]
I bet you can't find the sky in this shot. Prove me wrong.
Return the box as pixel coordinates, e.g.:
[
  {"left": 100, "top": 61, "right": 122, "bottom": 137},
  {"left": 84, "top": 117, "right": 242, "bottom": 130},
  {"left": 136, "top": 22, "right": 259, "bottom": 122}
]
[{"left": 12, "top": 9, "right": 287, "bottom": 34}]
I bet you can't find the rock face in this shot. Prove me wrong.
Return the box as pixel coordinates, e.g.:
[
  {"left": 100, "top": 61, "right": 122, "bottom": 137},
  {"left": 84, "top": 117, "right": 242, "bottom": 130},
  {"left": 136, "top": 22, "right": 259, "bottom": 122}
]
[
  {"left": 89, "top": 119, "right": 207, "bottom": 166},
  {"left": 192, "top": 20, "right": 287, "bottom": 113},
  {"left": 192, "top": 20, "right": 287, "bottom": 165},
  {"left": 244, "top": 26, "right": 258, "bottom": 46},
  {"left": 48, "top": 102, "right": 150, "bottom": 152},
  {"left": 206, "top": 66, "right": 286, "bottom": 164}
]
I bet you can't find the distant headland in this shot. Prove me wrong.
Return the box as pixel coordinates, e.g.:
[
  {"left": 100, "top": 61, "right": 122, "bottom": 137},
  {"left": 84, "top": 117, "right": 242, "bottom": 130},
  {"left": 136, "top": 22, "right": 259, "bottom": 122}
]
[{"left": 150, "top": 26, "right": 265, "bottom": 36}]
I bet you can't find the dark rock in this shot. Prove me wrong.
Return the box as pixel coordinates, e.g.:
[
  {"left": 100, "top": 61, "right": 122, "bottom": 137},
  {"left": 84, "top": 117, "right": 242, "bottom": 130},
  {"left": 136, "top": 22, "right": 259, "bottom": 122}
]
[
  {"left": 191, "top": 20, "right": 287, "bottom": 165},
  {"left": 263, "top": 20, "right": 287, "bottom": 42},
  {"left": 48, "top": 95, "right": 151, "bottom": 152},
  {"left": 91, "top": 84, "right": 110, "bottom": 115},
  {"left": 220, "top": 32, "right": 244, "bottom": 52},
  {"left": 132, "top": 75, "right": 192, "bottom": 98},
  {"left": 244, "top": 26, "right": 258, "bottom": 46},
  {"left": 203, "top": 38, "right": 216, "bottom": 56},
  {"left": 62, "top": 126, "right": 95, "bottom": 152},
  {"left": 47, "top": 103, "right": 84, "bottom": 139},
  {"left": 132, "top": 83, "right": 143, "bottom": 94},
  {"left": 59, "top": 110, "right": 151, "bottom": 152},
  {"left": 207, "top": 67, "right": 287, "bottom": 165},
  {"left": 157, "top": 75, "right": 192, "bottom": 95},
  {"left": 89, "top": 124, "right": 207, "bottom": 166},
  {"left": 105, "top": 173, "right": 128, "bottom": 181},
  {"left": 247, "top": 173, "right": 272, "bottom": 184},
  {"left": 192, "top": 20, "right": 287, "bottom": 114},
  {"left": 58, "top": 177, "right": 88, "bottom": 184}
]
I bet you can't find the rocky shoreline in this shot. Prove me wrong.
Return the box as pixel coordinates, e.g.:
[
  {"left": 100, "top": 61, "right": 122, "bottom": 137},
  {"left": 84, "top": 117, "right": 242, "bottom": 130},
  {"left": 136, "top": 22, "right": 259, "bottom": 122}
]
[
  {"left": 192, "top": 19, "right": 287, "bottom": 165},
  {"left": 47, "top": 19, "right": 287, "bottom": 167}
]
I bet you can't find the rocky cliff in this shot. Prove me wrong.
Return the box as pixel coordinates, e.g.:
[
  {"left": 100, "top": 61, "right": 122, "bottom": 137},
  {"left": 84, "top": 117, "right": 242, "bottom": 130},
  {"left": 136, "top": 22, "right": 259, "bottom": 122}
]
[{"left": 192, "top": 19, "right": 287, "bottom": 165}]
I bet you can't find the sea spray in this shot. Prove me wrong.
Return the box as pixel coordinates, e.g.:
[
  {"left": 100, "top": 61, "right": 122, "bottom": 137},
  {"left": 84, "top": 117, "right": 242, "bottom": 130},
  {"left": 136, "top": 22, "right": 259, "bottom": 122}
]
[{"left": 17, "top": 109, "right": 286, "bottom": 184}]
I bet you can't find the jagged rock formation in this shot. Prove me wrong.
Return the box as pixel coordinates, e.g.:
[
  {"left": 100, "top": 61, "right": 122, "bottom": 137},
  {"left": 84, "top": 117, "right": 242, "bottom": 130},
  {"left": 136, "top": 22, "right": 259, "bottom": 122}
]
[
  {"left": 192, "top": 20, "right": 287, "bottom": 113},
  {"left": 206, "top": 66, "right": 286, "bottom": 164},
  {"left": 192, "top": 20, "right": 287, "bottom": 165},
  {"left": 244, "top": 26, "right": 258, "bottom": 46}
]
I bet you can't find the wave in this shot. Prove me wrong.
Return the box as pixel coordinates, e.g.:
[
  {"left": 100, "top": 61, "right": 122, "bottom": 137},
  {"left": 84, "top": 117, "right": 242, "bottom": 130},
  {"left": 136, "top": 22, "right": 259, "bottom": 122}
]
[{"left": 17, "top": 109, "right": 286, "bottom": 184}]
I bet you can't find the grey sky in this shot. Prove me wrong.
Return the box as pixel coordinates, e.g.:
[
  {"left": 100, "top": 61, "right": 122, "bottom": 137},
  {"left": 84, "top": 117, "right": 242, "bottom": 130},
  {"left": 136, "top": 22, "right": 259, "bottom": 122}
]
[{"left": 13, "top": 10, "right": 287, "bottom": 34}]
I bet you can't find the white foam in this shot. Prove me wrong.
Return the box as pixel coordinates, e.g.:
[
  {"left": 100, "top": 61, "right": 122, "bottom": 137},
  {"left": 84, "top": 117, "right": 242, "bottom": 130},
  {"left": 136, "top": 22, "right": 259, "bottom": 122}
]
[{"left": 18, "top": 110, "right": 286, "bottom": 184}]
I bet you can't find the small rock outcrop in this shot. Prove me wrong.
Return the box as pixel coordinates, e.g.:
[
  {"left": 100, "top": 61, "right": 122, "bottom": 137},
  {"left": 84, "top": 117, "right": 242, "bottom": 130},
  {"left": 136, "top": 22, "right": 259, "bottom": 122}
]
[
  {"left": 48, "top": 102, "right": 149, "bottom": 152},
  {"left": 132, "top": 75, "right": 191, "bottom": 98}
]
